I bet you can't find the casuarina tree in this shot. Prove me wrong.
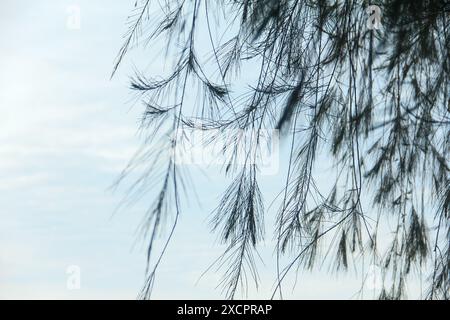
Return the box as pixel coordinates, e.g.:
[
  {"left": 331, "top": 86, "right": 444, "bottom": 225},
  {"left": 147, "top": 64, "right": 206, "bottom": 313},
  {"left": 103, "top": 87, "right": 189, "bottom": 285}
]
[{"left": 112, "top": 0, "right": 449, "bottom": 300}]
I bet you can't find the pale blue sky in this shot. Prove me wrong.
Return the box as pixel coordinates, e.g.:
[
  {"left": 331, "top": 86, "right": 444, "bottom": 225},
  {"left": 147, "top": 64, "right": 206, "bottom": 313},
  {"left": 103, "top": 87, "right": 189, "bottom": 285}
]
[{"left": 0, "top": 0, "right": 422, "bottom": 300}]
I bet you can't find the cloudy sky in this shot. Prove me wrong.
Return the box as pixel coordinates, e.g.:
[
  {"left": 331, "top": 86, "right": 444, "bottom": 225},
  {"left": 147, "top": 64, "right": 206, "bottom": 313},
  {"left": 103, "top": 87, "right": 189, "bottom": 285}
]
[{"left": 0, "top": 0, "right": 424, "bottom": 300}]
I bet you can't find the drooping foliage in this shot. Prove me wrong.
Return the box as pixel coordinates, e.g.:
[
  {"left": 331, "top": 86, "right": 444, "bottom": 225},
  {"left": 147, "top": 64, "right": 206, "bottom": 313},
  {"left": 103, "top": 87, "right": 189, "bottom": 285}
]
[{"left": 113, "top": 0, "right": 450, "bottom": 300}]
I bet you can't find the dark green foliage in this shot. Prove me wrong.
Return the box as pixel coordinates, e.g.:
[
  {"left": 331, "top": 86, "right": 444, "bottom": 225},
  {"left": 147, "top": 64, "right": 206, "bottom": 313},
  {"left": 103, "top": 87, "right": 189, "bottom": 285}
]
[{"left": 114, "top": 0, "right": 450, "bottom": 299}]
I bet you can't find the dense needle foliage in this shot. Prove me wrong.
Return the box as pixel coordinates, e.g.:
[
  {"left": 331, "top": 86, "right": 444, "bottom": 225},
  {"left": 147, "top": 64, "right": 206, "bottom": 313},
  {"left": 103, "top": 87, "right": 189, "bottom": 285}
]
[{"left": 113, "top": 0, "right": 450, "bottom": 300}]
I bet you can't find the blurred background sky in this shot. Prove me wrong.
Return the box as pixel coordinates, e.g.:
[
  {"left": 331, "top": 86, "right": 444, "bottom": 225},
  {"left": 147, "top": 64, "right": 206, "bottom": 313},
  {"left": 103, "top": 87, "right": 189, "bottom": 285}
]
[{"left": 0, "top": 0, "right": 422, "bottom": 299}]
